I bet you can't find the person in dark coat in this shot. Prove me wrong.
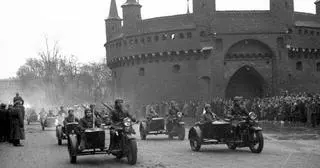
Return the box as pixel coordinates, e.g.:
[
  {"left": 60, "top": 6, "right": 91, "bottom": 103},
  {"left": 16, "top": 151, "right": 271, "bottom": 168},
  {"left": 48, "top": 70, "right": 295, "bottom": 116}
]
[
  {"left": 0, "top": 103, "right": 7, "bottom": 142},
  {"left": 10, "top": 101, "right": 25, "bottom": 146},
  {"left": 13, "top": 93, "right": 24, "bottom": 105}
]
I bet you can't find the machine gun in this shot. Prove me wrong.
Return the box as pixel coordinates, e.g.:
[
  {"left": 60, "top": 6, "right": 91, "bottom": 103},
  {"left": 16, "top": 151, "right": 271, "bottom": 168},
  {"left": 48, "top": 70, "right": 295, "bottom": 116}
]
[{"left": 101, "top": 102, "right": 114, "bottom": 112}]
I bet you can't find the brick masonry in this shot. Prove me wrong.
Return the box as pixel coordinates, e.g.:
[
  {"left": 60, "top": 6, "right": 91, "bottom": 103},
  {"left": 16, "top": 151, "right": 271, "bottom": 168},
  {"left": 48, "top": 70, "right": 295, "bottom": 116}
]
[{"left": 105, "top": 0, "right": 320, "bottom": 112}]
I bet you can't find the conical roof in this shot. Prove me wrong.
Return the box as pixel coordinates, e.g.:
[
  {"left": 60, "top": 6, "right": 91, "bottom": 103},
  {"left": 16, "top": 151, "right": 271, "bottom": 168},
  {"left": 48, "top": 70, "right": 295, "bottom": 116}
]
[{"left": 107, "top": 0, "right": 121, "bottom": 20}]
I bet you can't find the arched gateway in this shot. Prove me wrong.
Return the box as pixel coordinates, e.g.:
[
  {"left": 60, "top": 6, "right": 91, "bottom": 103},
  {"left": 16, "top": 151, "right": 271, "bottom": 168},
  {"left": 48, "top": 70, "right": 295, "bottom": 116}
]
[
  {"left": 226, "top": 66, "right": 266, "bottom": 98},
  {"left": 224, "top": 39, "right": 273, "bottom": 99}
]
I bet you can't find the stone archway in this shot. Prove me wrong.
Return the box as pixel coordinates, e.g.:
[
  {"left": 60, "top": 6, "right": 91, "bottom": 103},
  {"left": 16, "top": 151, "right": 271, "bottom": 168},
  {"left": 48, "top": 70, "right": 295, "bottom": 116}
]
[
  {"left": 224, "top": 39, "right": 273, "bottom": 98},
  {"left": 225, "top": 66, "right": 266, "bottom": 99}
]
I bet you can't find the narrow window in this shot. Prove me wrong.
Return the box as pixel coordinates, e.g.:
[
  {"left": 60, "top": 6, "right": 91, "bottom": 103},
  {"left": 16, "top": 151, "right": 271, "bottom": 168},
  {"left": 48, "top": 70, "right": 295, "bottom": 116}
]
[
  {"left": 162, "top": 34, "right": 167, "bottom": 40},
  {"left": 154, "top": 35, "right": 159, "bottom": 42},
  {"left": 139, "top": 67, "right": 145, "bottom": 76},
  {"left": 317, "top": 63, "right": 320, "bottom": 72},
  {"left": 179, "top": 33, "right": 185, "bottom": 39},
  {"left": 296, "top": 61, "right": 303, "bottom": 71},
  {"left": 187, "top": 32, "right": 192, "bottom": 39},
  {"left": 147, "top": 36, "right": 152, "bottom": 43},
  {"left": 140, "top": 37, "right": 145, "bottom": 44},
  {"left": 172, "top": 64, "right": 181, "bottom": 73}
]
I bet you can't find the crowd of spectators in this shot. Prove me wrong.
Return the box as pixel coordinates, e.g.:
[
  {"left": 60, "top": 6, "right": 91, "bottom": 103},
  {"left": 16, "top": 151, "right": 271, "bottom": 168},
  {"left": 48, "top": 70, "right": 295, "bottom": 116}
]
[{"left": 141, "top": 92, "right": 320, "bottom": 127}]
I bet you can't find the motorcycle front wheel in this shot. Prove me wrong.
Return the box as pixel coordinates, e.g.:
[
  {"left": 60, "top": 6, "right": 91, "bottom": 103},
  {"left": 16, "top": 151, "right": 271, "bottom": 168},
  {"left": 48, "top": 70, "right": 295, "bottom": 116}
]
[
  {"left": 249, "top": 131, "right": 264, "bottom": 153},
  {"left": 127, "top": 139, "right": 137, "bottom": 165}
]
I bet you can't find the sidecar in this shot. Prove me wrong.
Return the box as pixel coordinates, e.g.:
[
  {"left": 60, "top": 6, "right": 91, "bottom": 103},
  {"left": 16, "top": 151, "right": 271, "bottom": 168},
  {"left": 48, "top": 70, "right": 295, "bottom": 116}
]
[
  {"left": 188, "top": 120, "right": 234, "bottom": 151},
  {"left": 139, "top": 115, "right": 185, "bottom": 140},
  {"left": 188, "top": 115, "right": 264, "bottom": 153},
  {"left": 67, "top": 117, "right": 137, "bottom": 165}
]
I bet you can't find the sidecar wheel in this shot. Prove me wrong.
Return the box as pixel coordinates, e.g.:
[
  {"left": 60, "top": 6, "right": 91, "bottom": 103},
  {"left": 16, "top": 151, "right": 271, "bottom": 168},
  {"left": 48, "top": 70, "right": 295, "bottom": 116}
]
[
  {"left": 190, "top": 138, "right": 201, "bottom": 151},
  {"left": 249, "top": 131, "right": 264, "bottom": 153},
  {"left": 127, "top": 139, "right": 137, "bottom": 165}
]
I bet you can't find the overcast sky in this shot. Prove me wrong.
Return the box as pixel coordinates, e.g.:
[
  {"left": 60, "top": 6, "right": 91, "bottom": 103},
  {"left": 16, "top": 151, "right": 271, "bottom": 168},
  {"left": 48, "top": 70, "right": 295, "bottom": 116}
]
[{"left": 0, "top": 0, "right": 316, "bottom": 79}]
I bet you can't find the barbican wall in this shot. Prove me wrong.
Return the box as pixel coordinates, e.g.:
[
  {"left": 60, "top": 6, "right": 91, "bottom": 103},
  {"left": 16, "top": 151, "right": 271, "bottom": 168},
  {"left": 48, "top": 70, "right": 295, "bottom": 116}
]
[{"left": 105, "top": 0, "right": 320, "bottom": 112}]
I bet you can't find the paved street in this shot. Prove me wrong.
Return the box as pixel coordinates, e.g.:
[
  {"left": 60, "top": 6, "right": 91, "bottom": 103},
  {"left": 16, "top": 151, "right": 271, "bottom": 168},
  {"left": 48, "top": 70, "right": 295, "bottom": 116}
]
[{"left": 1, "top": 123, "right": 320, "bottom": 168}]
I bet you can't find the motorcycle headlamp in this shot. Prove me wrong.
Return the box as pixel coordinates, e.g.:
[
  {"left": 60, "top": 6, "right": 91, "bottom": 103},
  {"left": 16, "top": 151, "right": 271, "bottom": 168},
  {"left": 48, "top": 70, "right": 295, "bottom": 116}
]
[
  {"left": 177, "top": 112, "right": 182, "bottom": 118},
  {"left": 249, "top": 112, "right": 257, "bottom": 120},
  {"left": 123, "top": 117, "right": 132, "bottom": 127}
]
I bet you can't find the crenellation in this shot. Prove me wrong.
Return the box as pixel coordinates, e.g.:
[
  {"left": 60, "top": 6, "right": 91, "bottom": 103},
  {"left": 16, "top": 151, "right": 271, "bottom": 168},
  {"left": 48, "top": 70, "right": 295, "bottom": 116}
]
[{"left": 105, "top": 0, "right": 320, "bottom": 111}]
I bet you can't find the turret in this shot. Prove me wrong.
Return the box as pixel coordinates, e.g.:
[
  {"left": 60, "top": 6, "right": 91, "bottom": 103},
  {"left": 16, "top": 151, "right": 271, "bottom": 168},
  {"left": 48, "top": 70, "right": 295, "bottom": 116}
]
[
  {"left": 316, "top": 0, "right": 320, "bottom": 16},
  {"left": 270, "top": 0, "right": 294, "bottom": 28},
  {"left": 193, "top": 0, "right": 216, "bottom": 17},
  {"left": 105, "top": 0, "right": 122, "bottom": 41},
  {"left": 121, "top": 0, "right": 142, "bottom": 33}
]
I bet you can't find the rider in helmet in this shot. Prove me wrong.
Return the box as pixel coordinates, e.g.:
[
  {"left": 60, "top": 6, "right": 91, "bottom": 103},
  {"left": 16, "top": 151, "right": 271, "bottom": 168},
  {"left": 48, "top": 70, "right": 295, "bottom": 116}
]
[
  {"left": 200, "top": 104, "right": 218, "bottom": 124},
  {"left": 109, "top": 99, "right": 136, "bottom": 150},
  {"left": 78, "top": 108, "right": 102, "bottom": 150},
  {"left": 63, "top": 109, "right": 79, "bottom": 125},
  {"left": 231, "top": 96, "right": 247, "bottom": 116}
]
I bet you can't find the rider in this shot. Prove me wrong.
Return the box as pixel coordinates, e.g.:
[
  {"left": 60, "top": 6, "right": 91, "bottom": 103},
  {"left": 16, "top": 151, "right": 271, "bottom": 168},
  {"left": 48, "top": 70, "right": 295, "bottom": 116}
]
[
  {"left": 230, "top": 96, "right": 247, "bottom": 141},
  {"left": 147, "top": 106, "right": 158, "bottom": 120},
  {"left": 109, "top": 99, "right": 136, "bottom": 150},
  {"left": 200, "top": 104, "right": 218, "bottom": 124},
  {"left": 78, "top": 108, "right": 102, "bottom": 150},
  {"left": 231, "top": 96, "right": 247, "bottom": 117},
  {"left": 58, "top": 106, "right": 67, "bottom": 117},
  {"left": 166, "top": 100, "right": 180, "bottom": 132},
  {"left": 63, "top": 109, "right": 80, "bottom": 127}
]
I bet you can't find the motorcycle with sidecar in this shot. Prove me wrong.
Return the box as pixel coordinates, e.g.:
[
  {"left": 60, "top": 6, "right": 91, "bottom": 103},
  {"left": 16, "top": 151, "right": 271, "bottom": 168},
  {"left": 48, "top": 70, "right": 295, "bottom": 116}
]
[
  {"left": 188, "top": 111, "right": 264, "bottom": 153},
  {"left": 56, "top": 115, "right": 78, "bottom": 145},
  {"left": 41, "top": 115, "right": 58, "bottom": 131},
  {"left": 139, "top": 112, "right": 185, "bottom": 140},
  {"left": 67, "top": 117, "right": 137, "bottom": 165}
]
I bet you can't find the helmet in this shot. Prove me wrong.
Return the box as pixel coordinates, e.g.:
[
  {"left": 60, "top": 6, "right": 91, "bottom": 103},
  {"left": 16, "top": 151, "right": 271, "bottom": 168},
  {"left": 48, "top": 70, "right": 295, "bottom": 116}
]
[{"left": 115, "top": 99, "right": 124, "bottom": 104}]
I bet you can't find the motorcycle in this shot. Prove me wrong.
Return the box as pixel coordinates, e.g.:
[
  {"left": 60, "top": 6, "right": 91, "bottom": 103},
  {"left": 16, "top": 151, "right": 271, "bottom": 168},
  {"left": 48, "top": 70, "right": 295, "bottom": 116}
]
[
  {"left": 166, "top": 112, "right": 185, "bottom": 140},
  {"left": 188, "top": 111, "right": 264, "bottom": 153},
  {"left": 67, "top": 117, "right": 138, "bottom": 165}
]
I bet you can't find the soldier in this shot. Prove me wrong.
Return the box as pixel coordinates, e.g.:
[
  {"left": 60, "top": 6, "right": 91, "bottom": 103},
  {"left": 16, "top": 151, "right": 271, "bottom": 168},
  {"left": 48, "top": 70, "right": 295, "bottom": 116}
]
[
  {"left": 200, "top": 104, "right": 218, "bottom": 124},
  {"left": 78, "top": 109, "right": 102, "bottom": 150},
  {"left": 13, "top": 93, "right": 24, "bottom": 105},
  {"left": 10, "top": 101, "right": 25, "bottom": 146},
  {"left": 166, "top": 100, "right": 180, "bottom": 132},
  {"left": 230, "top": 96, "right": 247, "bottom": 117},
  {"left": 63, "top": 109, "right": 80, "bottom": 128},
  {"left": 109, "top": 99, "right": 136, "bottom": 150},
  {"left": 0, "top": 103, "right": 7, "bottom": 142}
]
